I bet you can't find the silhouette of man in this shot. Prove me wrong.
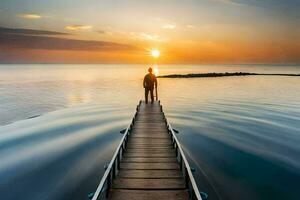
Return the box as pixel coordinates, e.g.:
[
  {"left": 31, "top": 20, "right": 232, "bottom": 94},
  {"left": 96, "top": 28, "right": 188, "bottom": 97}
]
[{"left": 143, "top": 67, "right": 157, "bottom": 104}]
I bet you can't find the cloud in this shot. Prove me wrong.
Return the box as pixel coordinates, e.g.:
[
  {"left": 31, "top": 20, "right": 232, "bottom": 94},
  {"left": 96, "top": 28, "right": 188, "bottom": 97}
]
[
  {"left": 65, "top": 25, "right": 92, "bottom": 31},
  {"left": 208, "top": 0, "right": 245, "bottom": 6},
  {"left": 220, "top": 0, "right": 300, "bottom": 12},
  {"left": 0, "top": 27, "right": 69, "bottom": 36},
  {"left": 161, "top": 24, "right": 176, "bottom": 29},
  {"left": 139, "top": 33, "right": 162, "bottom": 41},
  {"left": 97, "top": 30, "right": 106, "bottom": 34},
  {"left": 0, "top": 27, "right": 137, "bottom": 52},
  {"left": 187, "top": 25, "right": 195, "bottom": 29},
  {"left": 129, "top": 32, "right": 167, "bottom": 42},
  {"left": 19, "top": 13, "right": 42, "bottom": 19}
]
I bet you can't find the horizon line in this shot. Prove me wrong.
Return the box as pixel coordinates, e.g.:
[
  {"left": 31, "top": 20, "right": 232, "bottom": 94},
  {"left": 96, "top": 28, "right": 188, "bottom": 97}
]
[{"left": 0, "top": 62, "right": 300, "bottom": 66}]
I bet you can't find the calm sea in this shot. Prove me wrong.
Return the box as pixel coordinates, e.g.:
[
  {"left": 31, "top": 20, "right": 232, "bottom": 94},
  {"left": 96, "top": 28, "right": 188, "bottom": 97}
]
[{"left": 0, "top": 64, "right": 299, "bottom": 200}]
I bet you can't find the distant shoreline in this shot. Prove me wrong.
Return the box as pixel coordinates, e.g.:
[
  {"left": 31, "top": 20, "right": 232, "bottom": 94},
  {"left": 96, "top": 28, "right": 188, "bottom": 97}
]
[{"left": 158, "top": 72, "right": 300, "bottom": 78}]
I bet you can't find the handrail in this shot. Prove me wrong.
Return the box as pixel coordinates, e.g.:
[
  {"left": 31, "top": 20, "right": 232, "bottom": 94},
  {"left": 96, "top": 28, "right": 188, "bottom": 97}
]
[
  {"left": 91, "top": 102, "right": 141, "bottom": 200},
  {"left": 166, "top": 120, "right": 202, "bottom": 200}
]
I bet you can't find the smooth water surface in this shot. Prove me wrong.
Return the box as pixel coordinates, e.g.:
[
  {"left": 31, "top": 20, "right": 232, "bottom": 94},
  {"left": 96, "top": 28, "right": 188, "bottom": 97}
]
[{"left": 0, "top": 64, "right": 299, "bottom": 200}]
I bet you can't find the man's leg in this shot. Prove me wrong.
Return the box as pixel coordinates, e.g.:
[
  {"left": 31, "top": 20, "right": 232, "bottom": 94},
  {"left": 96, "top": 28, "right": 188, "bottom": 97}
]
[
  {"left": 150, "top": 88, "right": 154, "bottom": 103},
  {"left": 145, "top": 88, "right": 149, "bottom": 104}
]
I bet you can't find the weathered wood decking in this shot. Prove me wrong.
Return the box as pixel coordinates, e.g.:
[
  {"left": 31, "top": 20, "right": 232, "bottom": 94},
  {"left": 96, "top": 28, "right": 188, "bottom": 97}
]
[
  {"left": 109, "top": 101, "right": 188, "bottom": 199},
  {"left": 92, "top": 101, "right": 202, "bottom": 200}
]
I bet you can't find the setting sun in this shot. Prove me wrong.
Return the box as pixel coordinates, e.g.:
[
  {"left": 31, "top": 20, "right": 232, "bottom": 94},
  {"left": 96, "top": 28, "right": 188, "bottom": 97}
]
[{"left": 151, "top": 49, "right": 160, "bottom": 58}]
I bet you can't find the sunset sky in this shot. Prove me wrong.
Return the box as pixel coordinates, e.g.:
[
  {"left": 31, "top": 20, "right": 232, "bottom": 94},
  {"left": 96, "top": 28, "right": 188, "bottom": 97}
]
[{"left": 0, "top": 0, "right": 299, "bottom": 64}]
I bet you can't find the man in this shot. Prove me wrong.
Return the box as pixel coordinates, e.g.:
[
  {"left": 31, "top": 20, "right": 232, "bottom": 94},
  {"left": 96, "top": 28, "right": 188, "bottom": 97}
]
[{"left": 143, "top": 67, "right": 157, "bottom": 104}]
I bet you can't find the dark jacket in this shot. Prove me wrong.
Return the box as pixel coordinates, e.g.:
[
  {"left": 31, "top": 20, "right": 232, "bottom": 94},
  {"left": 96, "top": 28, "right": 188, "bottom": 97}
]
[{"left": 143, "top": 73, "right": 157, "bottom": 89}]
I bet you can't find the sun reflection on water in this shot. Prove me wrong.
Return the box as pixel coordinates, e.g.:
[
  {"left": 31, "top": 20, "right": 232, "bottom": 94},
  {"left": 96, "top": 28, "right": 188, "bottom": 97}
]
[
  {"left": 153, "top": 65, "right": 159, "bottom": 76},
  {"left": 68, "top": 92, "right": 91, "bottom": 106}
]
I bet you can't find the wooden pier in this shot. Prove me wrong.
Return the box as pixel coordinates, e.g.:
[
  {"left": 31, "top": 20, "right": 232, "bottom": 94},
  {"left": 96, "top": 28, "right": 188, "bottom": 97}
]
[{"left": 92, "top": 101, "right": 202, "bottom": 200}]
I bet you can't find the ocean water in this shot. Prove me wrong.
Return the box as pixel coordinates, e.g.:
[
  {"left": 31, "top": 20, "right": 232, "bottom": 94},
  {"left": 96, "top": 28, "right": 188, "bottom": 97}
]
[{"left": 0, "top": 64, "right": 299, "bottom": 200}]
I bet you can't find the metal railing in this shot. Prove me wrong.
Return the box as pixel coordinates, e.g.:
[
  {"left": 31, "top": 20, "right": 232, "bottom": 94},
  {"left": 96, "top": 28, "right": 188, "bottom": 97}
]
[
  {"left": 91, "top": 101, "right": 142, "bottom": 200},
  {"left": 161, "top": 106, "right": 203, "bottom": 200}
]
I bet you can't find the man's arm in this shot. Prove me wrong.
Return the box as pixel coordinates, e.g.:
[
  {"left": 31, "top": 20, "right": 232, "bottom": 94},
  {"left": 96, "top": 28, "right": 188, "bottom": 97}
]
[
  {"left": 154, "top": 76, "right": 158, "bottom": 88},
  {"left": 143, "top": 76, "right": 146, "bottom": 88}
]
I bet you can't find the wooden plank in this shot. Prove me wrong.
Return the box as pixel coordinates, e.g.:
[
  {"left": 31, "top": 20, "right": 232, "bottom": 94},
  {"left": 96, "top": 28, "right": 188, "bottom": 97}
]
[
  {"left": 127, "top": 146, "right": 172, "bottom": 150},
  {"left": 129, "top": 138, "right": 171, "bottom": 142},
  {"left": 137, "top": 115, "right": 162, "bottom": 117},
  {"left": 112, "top": 178, "right": 185, "bottom": 189},
  {"left": 126, "top": 148, "right": 174, "bottom": 152},
  {"left": 127, "top": 141, "right": 172, "bottom": 145},
  {"left": 120, "top": 163, "right": 179, "bottom": 170},
  {"left": 133, "top": 125, "right": 166, "bottom": 128},
  {"left": 134, "top": 122, "right": 165, "bottom": 125},
  {"left": 126, "top": 144, "right": 173, "bottom": 148},
  {"left": 122, "top": 157, "right": 177, "bottom": 163},
  {"left": 131, "top": 130, "right": 169, "bottom": 133},
  {"left": 134, "top": 122, "right": 165, "bottom": 124},
  {"left": 127, "top": 142, "right": 172, "bottom": 145},
  {"left": 138, "top": 111, "right": 162, "bottom": 112},
  {"left": 117, "top": 170, "right": 182, "bottom": 178},
  {"left": 136, "top": 119, "right": 165, "bottom": 122},
  {"left": 126, "top": 149, "right": 175, "bottom": 153},
  {"left": 123, "top": 152, "right": 175, "bottom": 158},
  {"left": 130, "top": 134, "right": 170, "bottom": 139},
  {"left": 128, "top": 139, "right": 172, "bottom": 143},
  {"left": 131, "top": 131, "right": 168, "bottom": 134},
  {"left": 131, "top": 133, "right": 169, "bottom": 136},
  {"left": 137, "top": 115, "right": 164, "bottom": 116},
  {"left": 132, "top": 129, "right": 167, "bottom": 131},
  {"left": 136, "top": 116, "right": 164, "bottom": 118},
  {"left": 109, "top": 189, "right": 188, "bottom": 200},
  {"left": 132, "top": 129, "right": 168, "bottom": 132}
]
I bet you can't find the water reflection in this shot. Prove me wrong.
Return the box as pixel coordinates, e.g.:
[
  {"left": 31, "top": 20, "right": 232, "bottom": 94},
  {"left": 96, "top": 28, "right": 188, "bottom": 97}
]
[
  {"left": 0, "top": 103, "right": 133, "bottom": 200},
  {"left": 68, "top": 91, "right": 91, "bottom": 106}
]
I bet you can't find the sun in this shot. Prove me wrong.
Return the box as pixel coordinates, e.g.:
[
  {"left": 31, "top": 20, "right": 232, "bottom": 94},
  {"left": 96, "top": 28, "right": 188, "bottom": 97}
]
[{"left": 151, "top": 49, "right": 160, "bottom": 58}]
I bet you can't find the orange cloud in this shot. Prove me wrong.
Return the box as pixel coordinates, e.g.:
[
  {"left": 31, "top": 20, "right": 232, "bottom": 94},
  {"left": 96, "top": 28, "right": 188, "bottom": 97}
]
[
  {"left": 19, "top": 13, "right": 42, "bottom": 19},
  {"left": 65, "top": 25, "right": 92, "bottom": 31},
  {"left": 129, "top": 32, "right": 168, "bottom": 42},
  {"left": 186, "top": 25, "right": 195, "bottom": 29},
  {"left": 161, "top": 24, "right": 176, "bottom": 29},
  {"left": 0, "top": 27, "right": 138, "bottom": 53}
]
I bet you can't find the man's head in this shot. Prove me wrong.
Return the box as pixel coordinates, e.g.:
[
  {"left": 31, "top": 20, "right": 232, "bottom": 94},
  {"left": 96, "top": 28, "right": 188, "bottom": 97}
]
[{"left": 148, "top": 67, "right": 153, "bottom": 73}]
